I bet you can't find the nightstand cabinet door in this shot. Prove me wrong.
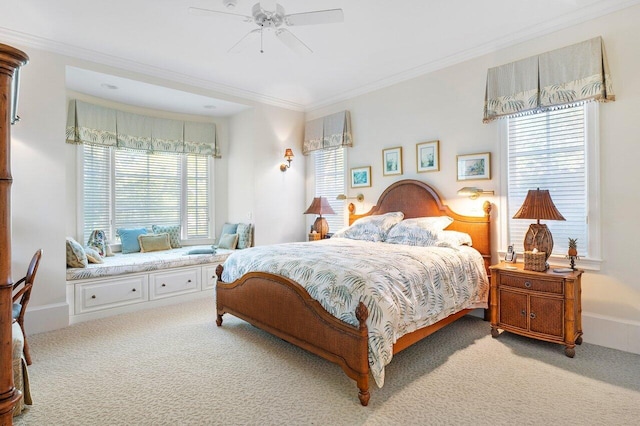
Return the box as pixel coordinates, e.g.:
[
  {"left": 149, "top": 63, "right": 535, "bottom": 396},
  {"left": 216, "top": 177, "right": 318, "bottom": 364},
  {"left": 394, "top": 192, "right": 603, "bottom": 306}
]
[
  {"left": 498, "top": 290, "right": 528, "bottom": 330},
  {"left": 529, "top": 295, "right": 564, "bottom": 338}
]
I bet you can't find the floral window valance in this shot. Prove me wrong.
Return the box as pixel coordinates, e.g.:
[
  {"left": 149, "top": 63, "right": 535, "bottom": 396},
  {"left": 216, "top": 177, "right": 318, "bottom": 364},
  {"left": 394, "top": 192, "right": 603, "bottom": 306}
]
[
  {"left": 483, "top": 36, "right": 615, "bottom": 123},
  {"left": 302, "top": 110, "right": 352, "bottom": 155},
  {"left": 66, "top": 100, "right": 218, "bottom": 157}
]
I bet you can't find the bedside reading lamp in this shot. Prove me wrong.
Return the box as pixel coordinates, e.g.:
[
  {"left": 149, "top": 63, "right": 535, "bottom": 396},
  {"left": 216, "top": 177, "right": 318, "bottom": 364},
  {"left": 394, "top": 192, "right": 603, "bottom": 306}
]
[
  {"left": 304, "top": 197, "right": 335, "bottom": 239},
  {"left": 512, "top": 188, "right": 565, "bottom": 261},
  {"left": 457, "top": 187, "right": 494, "bottom": 199},
  {"left": 336, "top": 193, "right": 364, "bottom": 214}
]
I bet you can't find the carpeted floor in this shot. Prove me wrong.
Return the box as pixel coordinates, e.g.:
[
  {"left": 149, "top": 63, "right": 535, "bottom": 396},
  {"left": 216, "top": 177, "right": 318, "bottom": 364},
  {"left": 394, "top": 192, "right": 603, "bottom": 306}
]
[{"left": 14, "top": 297, "right": 640, "bottom": 425}]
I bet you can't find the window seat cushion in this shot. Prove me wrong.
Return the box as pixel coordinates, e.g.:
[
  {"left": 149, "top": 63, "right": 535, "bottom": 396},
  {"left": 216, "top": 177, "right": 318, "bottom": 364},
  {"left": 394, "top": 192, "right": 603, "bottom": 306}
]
[{"left": 66, "top": 245, "right": 232, "bottom": 281}]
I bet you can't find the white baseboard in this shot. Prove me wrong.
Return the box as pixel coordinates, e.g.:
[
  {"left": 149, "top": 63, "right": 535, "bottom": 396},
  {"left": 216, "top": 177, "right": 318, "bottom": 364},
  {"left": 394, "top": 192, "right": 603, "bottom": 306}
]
[{"left": 24, "top": 302, "right": 70, "bottom": 335}]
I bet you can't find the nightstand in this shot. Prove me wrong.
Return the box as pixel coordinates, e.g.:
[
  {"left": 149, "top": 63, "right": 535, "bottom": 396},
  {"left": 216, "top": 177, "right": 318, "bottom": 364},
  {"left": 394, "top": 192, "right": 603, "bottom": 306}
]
[{"left": 489, "top": 262, "right": 583, "bottom": 357}]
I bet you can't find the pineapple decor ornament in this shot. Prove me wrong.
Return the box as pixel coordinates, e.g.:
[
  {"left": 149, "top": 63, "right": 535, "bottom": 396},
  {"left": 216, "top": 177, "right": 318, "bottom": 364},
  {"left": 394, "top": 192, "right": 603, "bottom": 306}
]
[{"left": 567, "top": 238, "right": 579, "bottom": 269}]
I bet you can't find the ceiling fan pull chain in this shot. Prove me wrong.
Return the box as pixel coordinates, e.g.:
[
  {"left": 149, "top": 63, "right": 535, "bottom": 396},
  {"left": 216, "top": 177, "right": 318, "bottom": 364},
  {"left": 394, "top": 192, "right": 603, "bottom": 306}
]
[{"left": 260, "top": 26, "right": 264, "bottom": 53}]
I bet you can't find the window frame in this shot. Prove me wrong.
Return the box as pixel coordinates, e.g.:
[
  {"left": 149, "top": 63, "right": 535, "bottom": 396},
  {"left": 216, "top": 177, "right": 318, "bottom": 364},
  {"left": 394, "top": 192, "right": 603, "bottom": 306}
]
[
  {"left": 498, "top": 102, "right": 601, "bottom": 270},
  {"left": 76, "top": 145, "right": 215, "bottom": 247}
]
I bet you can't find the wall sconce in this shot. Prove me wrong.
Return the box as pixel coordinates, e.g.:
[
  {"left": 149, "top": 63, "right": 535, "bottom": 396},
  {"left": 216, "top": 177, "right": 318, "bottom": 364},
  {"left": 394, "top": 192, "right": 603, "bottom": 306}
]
[
  {"left": 336, "top": 193, "right": 365, "bottom": 214},
  {"left": 457, "top": 187, "right": 495, "bottom": 199},
  {"left": 280, "top": 148, "right": 294, "bottom": 171}
]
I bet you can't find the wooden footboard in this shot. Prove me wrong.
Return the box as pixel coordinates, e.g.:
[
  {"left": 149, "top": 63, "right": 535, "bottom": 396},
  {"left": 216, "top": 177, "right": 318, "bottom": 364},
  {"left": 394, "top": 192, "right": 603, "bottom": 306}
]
[{"left": 216, "top": 265, "right": 371, "bottom": 406}]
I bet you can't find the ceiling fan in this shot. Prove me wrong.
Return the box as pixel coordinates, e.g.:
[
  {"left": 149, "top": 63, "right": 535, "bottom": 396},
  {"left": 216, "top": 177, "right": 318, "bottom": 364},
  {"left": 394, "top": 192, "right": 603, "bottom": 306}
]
[{"left": 189, "top": 0, "right": 344, "bottom": 54}]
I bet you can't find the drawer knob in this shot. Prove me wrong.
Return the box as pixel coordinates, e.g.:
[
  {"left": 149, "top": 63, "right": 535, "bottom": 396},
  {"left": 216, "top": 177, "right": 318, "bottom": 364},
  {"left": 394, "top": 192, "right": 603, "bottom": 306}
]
[
  {"left": 132, "top": 288, "right": 136, "bottom": 292},
  {"left": 524, "top": 281, "right": 532, "bottom": 288},
  {"left": 530, "top": 312, "right": 536, "bottom": 319},
  {"left": 187, "top": 279, "right": 192, "bottom": 283},
  {"left": 162, "top": 283, "right": 166, "bottom": 287},
  {"left": 521, "top": 309, "right": 526, "bottom": 316},
  {"left": 91, "top": 295, "right": 96, "bottom": 299}
]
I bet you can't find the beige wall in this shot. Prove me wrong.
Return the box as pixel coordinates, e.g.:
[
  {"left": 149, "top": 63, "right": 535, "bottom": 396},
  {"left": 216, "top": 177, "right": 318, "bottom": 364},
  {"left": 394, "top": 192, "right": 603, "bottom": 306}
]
[{"left": 306, "top": 5, "right": 640, "bottom": 353}]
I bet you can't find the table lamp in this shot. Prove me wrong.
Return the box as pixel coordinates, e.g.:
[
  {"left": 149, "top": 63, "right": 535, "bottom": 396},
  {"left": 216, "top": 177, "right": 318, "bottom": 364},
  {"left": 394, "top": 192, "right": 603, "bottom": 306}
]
[
  {"left": 512, "top": 188, "right": 565, "bottom": 261},
  {"left": 304, "top": 197, "right": 335, "bottom": 239}
]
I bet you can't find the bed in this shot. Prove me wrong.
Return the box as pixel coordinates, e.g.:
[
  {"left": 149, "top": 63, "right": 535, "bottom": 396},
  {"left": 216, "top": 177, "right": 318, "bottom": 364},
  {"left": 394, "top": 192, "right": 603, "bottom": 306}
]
[{"left": 215, "top": 179, "right": 492, "bottom": 405}]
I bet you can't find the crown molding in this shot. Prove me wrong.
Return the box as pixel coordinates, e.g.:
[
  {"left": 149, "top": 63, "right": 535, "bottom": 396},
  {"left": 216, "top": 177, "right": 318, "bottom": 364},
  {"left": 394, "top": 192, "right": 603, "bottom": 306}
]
[
  {"left": 305, "top": 0, "right": 640, "bottom": 111},
  {"left": 0, "top": 27, "right": 305, "bottom": 112}
]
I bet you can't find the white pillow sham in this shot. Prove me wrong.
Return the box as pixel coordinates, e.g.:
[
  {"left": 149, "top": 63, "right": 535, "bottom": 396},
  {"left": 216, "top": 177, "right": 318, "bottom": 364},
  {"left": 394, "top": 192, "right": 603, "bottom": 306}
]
[
  {"left": 438, "top": 230, "right": 473, "bottom": 247},
  {"left": 332, "top": 211, "right": 404, "bottom": 242},
  {"left": 385, "top": 221, "right": 442, "bottom": 246}
]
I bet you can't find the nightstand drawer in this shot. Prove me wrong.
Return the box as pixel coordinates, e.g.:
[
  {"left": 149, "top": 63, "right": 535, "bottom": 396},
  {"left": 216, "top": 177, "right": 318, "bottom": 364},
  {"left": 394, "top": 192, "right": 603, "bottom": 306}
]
[{"left": 499, "top": 274, "right": 563, "bottom": 295}]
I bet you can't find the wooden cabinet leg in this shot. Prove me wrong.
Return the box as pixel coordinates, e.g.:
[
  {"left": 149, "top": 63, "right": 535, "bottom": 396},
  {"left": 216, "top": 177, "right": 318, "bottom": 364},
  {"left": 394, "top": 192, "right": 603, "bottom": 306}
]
[
  {"left": 576, "top": 336, "right": 583, "bottom": 345},
  {"left": 216, "top": 314, "right": 223, "bottom": 326},
  {"left": 491, "top": 326, "right": 500, "bottom": 338},
  {"left": 564, "top": 345, "right": 576, "bottom": 358}
]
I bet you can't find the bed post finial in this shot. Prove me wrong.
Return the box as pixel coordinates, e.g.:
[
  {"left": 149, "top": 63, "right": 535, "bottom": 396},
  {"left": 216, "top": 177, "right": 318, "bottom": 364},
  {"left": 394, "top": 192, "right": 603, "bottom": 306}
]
[
  {"left": 482, "top": 200, "right": 492, "bottom": 217},
  {"left": 216, "top": 264, "right": 224, "bottom": 282},
  {"left": 355, "top": 301, "right": 369, "bottom": 330}
]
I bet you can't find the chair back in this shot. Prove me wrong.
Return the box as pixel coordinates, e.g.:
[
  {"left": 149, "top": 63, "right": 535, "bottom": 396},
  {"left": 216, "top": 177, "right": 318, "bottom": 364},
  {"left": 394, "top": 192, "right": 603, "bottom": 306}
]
[{"left": 12, "top": 249, "right": 43, "bottom": 324}]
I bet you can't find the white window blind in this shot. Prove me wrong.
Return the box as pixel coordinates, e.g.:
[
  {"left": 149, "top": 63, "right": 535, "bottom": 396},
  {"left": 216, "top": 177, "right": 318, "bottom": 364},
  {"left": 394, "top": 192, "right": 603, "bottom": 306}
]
[
  {"left": 114, "top": 150, "right": 181, "bottom": 230},
  {"left": 314, "top": 148, "right": 346, "bottom": 234},
  {"left": 82, "top": 145, "right": 211, "bottom": 244},
  {"left": 82, "top": 144, "right": 112, "bottom": 244},
  {"left": 186, "top": 155, "right": 210, "bottom": 239},
  {"left": 507, "top": 104, "right": 587, "bottom": 256}
]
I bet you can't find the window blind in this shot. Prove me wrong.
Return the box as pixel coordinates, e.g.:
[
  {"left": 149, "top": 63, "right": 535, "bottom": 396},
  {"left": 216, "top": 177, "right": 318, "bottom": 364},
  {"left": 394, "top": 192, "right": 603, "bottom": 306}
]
[
  {"left": 507, "top": 104, "right": 587, "bottom": 256},
  {"left": 314, "top": 148, "right": 345, "bottom": 233},
  {"left": 114, "top": 150, "right": 181, "bottom": 231},
  {"left": 186, "top": 155, "right": 210, "bottom": 239},
  {"left": 82, "top": 144, "right": 112, "bottom": 244}
]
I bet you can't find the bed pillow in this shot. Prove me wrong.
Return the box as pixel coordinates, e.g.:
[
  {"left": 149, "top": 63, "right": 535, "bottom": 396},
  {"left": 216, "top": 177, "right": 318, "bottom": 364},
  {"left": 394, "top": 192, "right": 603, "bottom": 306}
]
[
  {"left": 138, "top": 233, "right": 172, "bottom": 253},
  {"left": 151, "top": 225, "right": 181, "bottom": 248},
  {"left": 218, "top": 233, "right": 239, "bottom": 250},
  {"left": 438, "top": 230, "right": 473, "bottom": 247},
  {"left": 385, "top": 221, "right": 442, "bottom": 247},
  {"left": 405, "top": 216, "right": 454, "bottom": 231},
  {"left": 332, "top": 211, "right": 404, "bottom": 242},
  {"left": 84, "top": 246, "right": 104, "bottom": 264},
  {"left": 117, "top": 227, "right": 148, "bottom": 254},
  {"left": 66, "top": 237, "right": 88, "bottom": 268}
]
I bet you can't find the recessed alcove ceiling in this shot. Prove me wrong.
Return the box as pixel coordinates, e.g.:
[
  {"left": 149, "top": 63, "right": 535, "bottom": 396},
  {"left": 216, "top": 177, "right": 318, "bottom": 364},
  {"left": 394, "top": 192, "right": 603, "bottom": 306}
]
[{"left": 2, "top": 0, "right": 640, "bottom": 112}]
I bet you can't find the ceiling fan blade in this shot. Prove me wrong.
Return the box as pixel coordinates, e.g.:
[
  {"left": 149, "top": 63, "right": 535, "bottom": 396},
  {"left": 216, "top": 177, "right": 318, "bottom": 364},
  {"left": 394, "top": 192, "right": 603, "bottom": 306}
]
[
  {"left": 284, "top": 9, "right": 344, "bottom": 26},
  {"left": 188, "top": 6, "right": 253, "bottom": 23},
  {"left": 228, "top": 29, "right": 262, "bottom": 53},
  {"left": 275, "top": 29, "right": 312, "bottom": 54},
  {"left": 259, "top": 0, "right": 277, "bottom": 12}
]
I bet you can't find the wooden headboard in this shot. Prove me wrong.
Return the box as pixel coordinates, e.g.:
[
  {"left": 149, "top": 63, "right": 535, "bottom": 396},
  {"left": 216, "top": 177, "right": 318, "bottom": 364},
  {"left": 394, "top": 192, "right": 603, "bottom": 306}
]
[{"left": 349, "top": 179, "right": 492, "bottom": 273}]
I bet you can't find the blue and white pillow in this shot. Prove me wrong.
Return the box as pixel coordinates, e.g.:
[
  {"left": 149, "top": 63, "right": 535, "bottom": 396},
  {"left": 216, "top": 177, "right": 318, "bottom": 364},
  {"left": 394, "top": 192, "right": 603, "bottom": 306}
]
[
  {"left": 117, "top": 227, "right": 148, "bottom": 254},
  {"left": 152, "top": 224, "right": 181, "bottom": 248},
  {"left": 385, "top": 221, "right": 442, "bottom": 246},
  {"left": 332, "top": 211, "right": 404, "bottom": 242}
]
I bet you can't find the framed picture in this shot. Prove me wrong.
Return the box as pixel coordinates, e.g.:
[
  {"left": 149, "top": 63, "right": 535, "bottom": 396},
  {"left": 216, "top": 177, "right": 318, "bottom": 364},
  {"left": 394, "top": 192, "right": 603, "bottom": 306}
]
[
  {"left": 457, "top": 152, "right": 491, "bottom": 181},
  {"left": 416, "top": 140, "right": 439, "bottom": 172},
  {"left": 350, "top": 166, "right": 371, "bottom": 188},
  {"left": 382, "top": 147, "right": 403, "bottom": 176}
]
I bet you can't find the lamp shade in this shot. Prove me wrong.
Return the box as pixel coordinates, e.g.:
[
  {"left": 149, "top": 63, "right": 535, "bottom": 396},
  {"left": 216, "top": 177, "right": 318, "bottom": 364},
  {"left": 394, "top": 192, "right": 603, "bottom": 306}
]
[
  {"left": 304, "top": 197, "right": 335, "bottom": 216},
  {"left": 284, "top": 148, "right": 294, "bottom": 160},
  {"left": 512, "top": 188, "right": 565, "bottom": 223}
]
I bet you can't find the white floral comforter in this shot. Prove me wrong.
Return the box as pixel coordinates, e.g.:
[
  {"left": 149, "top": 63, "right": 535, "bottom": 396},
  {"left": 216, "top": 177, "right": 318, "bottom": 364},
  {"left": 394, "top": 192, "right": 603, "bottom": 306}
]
[{"left": 221, "top": 238, "right": 489, "bottom": 388}]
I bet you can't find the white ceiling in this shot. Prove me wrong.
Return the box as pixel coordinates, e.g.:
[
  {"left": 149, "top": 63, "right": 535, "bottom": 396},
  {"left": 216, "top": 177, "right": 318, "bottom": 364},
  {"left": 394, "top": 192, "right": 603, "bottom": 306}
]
[{"left": 1, "top": 0, "right": 638, "bottom": 116}]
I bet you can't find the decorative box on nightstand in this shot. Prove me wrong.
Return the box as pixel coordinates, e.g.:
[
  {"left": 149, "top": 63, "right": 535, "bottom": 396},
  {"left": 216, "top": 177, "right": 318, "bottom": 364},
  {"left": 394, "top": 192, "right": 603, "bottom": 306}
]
[
  {"left": 489, "top": 262, "right": 583, "bottom": 357},
  {"left": 308, "top": 232, "right": 321, "bottom": 241}
]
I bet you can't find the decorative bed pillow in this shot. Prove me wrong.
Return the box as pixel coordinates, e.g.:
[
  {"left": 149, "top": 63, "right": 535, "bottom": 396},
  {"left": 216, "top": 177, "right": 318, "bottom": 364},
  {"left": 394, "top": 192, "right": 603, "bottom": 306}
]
[
  {"left": 218, "top": 233, "right": 239, "bottom": 250},
  {"left": 117, "top": 227, "right": 148, "bottom": 254},
  {"left": 406, "top": 216, "right": 454, "bottom": 231},
  {"left": 138, "top": 233, "right": 172, "bottom": 253},
  {"left": 66, "top": 237, "right": 88, "bottom": 268},
  {"left": 438, "top": 230, "right": 473, "bottom": 247},
  {"left": 236, "top": 223, "right": 253, "bottom": 249},
  {"left": 151, "top": 225, "right": 181, "bottom": 248},
  {"left": 332, "top": 211, "right": 404, "bottom": 242},
  {"left": 84, "top": 246, "right": 104, "bottom": 264},
  {"left": 385, "top": 221, "right": 442, "bottom": 246}
]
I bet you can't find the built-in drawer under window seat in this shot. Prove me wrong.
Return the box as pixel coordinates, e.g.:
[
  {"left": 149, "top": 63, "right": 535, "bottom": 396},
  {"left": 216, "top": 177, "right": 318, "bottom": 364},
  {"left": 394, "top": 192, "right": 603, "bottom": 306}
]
[{"left": 66, "top": 246, "right": 232, "bottom": 323}]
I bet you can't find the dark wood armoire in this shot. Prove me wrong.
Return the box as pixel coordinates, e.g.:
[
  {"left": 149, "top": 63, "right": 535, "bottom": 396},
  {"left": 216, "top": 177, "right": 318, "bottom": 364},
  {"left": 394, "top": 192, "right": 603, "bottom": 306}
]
[{"left": 0, "top": 43, "right": 29, "bottom": 424}]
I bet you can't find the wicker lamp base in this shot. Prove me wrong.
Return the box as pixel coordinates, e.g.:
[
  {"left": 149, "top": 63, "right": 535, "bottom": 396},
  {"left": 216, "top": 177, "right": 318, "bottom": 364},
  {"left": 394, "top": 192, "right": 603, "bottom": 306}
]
[
  {"left": 523, "top": 223, "right": 554, "bottom": 261},
  {"left": 312, "top": 216, "right": 329, "bottom": 239}
]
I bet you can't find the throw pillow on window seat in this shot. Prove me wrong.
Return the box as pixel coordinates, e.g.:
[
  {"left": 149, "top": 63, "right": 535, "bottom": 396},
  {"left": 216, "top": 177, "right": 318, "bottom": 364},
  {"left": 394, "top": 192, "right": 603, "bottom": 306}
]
[
  {"left": 138, "top": 233, "right": 172, "bottom": 253},
  {"left": 236, "top": 223, "right": 253, "bottom": 249},
  {"left": 151, "top": 224, "right": 181, "bottom": 248},
  {"left": 84, "top": 246, "right": 104, "bottom": 263},
  {"left": 117, "top": 227, "right": 148, "bottom": 254},
  {"left": 218, "top": 233, "right": 239, "bottom": 250},
  {"left": 66, "top": 237, "right": 88, "bottom": 268}
]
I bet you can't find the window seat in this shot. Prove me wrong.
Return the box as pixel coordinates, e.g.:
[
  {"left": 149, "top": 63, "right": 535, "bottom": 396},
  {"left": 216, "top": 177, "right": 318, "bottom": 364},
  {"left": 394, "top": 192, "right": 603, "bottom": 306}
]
[
  {"left": 66, "top": 246, "right": 232, "bottom": 281},
  {"left": 66, "top": 246, "right": 233, "bottom": 323}
]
